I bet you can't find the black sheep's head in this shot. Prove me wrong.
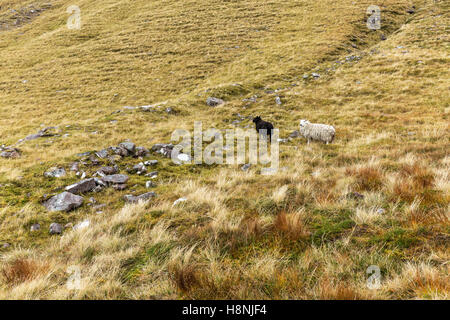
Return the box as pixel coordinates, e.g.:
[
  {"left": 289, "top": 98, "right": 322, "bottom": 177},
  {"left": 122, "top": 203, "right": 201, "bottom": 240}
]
[{"left": 253, "top": 116, "right": 262, "bottom": 123}]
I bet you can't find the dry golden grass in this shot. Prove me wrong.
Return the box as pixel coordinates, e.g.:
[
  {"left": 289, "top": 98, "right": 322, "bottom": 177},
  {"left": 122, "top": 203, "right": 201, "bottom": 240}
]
[{"left": 0, "top": 0, "right": 448, "bottom": 299}]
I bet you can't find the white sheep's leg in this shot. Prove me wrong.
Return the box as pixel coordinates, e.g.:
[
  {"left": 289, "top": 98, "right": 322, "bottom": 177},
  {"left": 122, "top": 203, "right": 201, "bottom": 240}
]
[
  {"left": 307, "top": 138, "right": 310, "bottom": 145},
  {"left": 326, "top": 141, "right": 329, "bottom": 145}
]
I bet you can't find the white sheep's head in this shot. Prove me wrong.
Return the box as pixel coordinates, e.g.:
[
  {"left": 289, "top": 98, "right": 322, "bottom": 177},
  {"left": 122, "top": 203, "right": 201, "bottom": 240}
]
[{"left": 299, "top": 119, "right": 310, "bottom": 127}]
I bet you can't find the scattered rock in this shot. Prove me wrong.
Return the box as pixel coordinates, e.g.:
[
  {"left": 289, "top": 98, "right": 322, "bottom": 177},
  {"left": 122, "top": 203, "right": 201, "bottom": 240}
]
[
  {"left": 377, "top": 208, "right": 385, "bottom": 214},
  {"left": 135, "top": 146, "right": 150, "bottom": 157},
  {"left": 70, "top": 162, "right": 80, "bottom": 172},
  {"left": 49, "top": 223, "right": 63, "bottom": 235},
  {"left": 2, "top": 243, "right": 11, "bottom": 249},
  {"left": 65, "top": 178, "right": 97, "bottom": 194},
  {"left": 23, "top": 126, "right": 58, "bottom": 142},
  {"left": 113, "top": 184, "right": 128, "bottom": 191},
  {"left": 44, "top": 192, "right": 84, "bottom": 212},
  {"left": 123, "top": 192, "right": 157, "bottom": 203},
  {"left": 346, "top": 192, "right": 364, "bottom": 200},
  {"left": 95, "top": 149, "right": 110, "bottom": 159},
  {"left": 131, "top": 163, "right": 147, "bottom": 174},
  {"left": 206, "top": 97, "right": 225, "bottom": 107},
  {"left": 289, "top": 130, "right": 300, "bottom": 138},
  {"left": 380, "top": 34, "right": 387, "bottom": 41},
  {"left": 275, "top": 96, "right": 282, "bottom": 105},
  {"left": 152, "top": 144, "right": 174, "bottom": 158},
  {"left": 0, "top": 147, "right": 21, "bottom": 159},
  {"left": 44, "top": 167, "right": 66, "bottom": 178},
  {"left": 30, "top": 223, "right": 41, "bottom": 232},
  {"left": 144, "top": 160, "right": 158, "bottom": 166},
  {"left": 241, "top": 164, "right": 251, "bottom": 171},
  {"left": 173, "top": 197, "right": 187, "bottom": 207},
  {"left": 102, "top": 174, "right": 129, "bottom": 185},
  {"left": 311, "top": 73, "right": 320, "bottom": 78},
  {"left": 145, "top": 181, "right": 156, "bottom": 188},
  {"left": 119, "top": 141, "right": 136, "bottom": 154},
  {"left": 146, "top": 171, "right": 158, "bottom": 178},
  {"left": 97, "top": 166, "right": 118, "bottom": 175}
]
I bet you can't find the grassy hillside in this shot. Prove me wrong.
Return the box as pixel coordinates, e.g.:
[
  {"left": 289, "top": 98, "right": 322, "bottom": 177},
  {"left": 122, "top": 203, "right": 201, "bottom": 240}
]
[{"left": 0, "top": 0, "right": 448, "bottom": 299}]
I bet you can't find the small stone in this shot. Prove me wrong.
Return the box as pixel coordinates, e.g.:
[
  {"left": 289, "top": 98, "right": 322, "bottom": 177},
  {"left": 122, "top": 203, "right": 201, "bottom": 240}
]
[
  {"left": 119, "top": 141, "right": 136, "bottom": 154},
  {"left": 70, "top": 162, "right": 80, "bottom": 172},
  {"left": 206, "top": 97, "right": 225, "bottom": 107},
  {"left": 49, "top": 223, "right": 63, "bottom": 235},
  {"left": 123, "top": 192, "right": 157, "bottom": 203},
  {"left": 97, "top": 166, "right": 118, "bottom": 175},
  {"left": 95, "top": 149, "right": 110, "bottom": 159},
  {"left": 101, "top": 174, "right": 129, "bottom": 185},
  {"left": 30, "top": 223, "right": 41, "bottom": 232},
  {"left": 145, "top": 181, "right": 155, "bottom": 188},
  {"left": 172, "top": 197, "right": 187, "bottom": 207},
  {"left": 0, "top": 148, "right": 21, "bottom": 159},
  {"left": 289, "top": 130, "right": 300, "bottom": 138},
  {"left": 275, "top": 96, "right": 282, "bottom": 105},
  {"left": 377, "top": 208, "right": 386, "bottom": 214},
  {"left": 151, "top": 143, "right": 174, "bottom": 158},
  {"left": 135, "top": 146, "right": 150, "bottom": 157},
  {"left": 144, "top": 160, "right": 158, "bottom": 166},
  {"left": 113, "top": 184, "right": 127, "bottom": 191},
  {"left": 146, "top": 171, "right": 158, "bottom": 178},
  {"left": 44, "top": 167, "right": 66, "bottom": 178},
  {"left": 2, "top": 243, "right": 11, "bottom": 249},
  {"left": 380, "top": 34, "right": 387, "bottom": 41},
  {"left": 132, "top": 163, "right": 147, "bottom": 174},
  {"left": 241, "top": 164, "right": 251, "bottom": 171},
  {"left": 311, "top": 73, "right": 320, "bottom": 78}
]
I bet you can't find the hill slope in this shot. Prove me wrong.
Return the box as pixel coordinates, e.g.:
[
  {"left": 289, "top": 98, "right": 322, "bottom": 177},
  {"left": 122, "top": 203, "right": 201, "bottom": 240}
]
[{"left": 0, "top": 0, "right": 448, "bottom": 299}]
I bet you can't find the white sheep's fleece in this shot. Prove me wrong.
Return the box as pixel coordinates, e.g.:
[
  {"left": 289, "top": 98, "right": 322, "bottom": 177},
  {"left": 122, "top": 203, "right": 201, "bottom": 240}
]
[{"left": 299, "top": 120, "right": 335, "bottom": 144}]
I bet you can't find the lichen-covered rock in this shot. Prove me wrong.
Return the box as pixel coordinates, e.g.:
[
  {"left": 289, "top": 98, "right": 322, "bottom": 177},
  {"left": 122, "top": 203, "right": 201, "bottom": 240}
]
[
  {"left": 65, "top": 178, "right": 96, "bottom": 194},
  {"left": 119, "top": 141, "right": 136, "bottom": 154},
  {"left": 0, "top": 147, "right": 21, "bottom": 159},
  {"left": 44, "top": 192, "right": 84, "bottom": 212},
  {"left": 97, "top": 166, "right": 118, "bottom": 175},
  {"left": 49, "top": 223, "right": 63, "bottom": 234},
  {"left": 44, "top": 167, "right": 66, "bottom": 178},
  {"left": 101, "top": 174, "right": 129, "bottom": 185},
  {"left": 206, "top": 97, "right": 224, "bottom": 107}
]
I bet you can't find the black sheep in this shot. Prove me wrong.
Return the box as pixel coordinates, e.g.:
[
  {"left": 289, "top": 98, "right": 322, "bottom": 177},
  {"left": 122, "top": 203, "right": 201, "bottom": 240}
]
[{"left": 252, "top": 116, "right": 274, "bottom": 142}]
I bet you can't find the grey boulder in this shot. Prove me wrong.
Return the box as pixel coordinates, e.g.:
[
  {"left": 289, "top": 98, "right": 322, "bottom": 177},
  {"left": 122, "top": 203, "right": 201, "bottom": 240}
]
[
  {"left": 65, "top": 178, "right": 97, "bottom": 194},
  {"left": 44, "top": 192, "right": 84, "bottom": 212},
  {"left": 49, "top": 223, "right": 63, "bottom": 235},
  {"left": 102, "top": 174, "right": 129, "bottom": 185}
]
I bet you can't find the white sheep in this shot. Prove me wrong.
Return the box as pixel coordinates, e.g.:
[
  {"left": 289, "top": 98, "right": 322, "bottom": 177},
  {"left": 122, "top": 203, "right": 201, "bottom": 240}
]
[{"left": 299, "top": 120, "right": 335, "bottom": 144}]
